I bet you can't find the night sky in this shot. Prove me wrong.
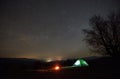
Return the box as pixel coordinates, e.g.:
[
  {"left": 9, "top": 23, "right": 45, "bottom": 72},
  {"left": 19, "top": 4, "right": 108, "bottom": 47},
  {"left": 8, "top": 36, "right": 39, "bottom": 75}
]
[{"left": 0, "top": 0, "right": 120, "bottom": 61}]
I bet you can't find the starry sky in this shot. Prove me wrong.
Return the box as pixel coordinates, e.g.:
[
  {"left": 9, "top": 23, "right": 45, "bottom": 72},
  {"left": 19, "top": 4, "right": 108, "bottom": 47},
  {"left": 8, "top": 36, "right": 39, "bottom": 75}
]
[{"left": 0, "top": 0, "right": 120, "bottom": 60}]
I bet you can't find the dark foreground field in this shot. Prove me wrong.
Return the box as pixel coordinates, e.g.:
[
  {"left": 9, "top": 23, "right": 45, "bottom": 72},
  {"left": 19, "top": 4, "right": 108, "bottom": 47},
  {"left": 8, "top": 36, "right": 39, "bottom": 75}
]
[{"left": 1, "top": 57, "right": 120, "bottom": 79}]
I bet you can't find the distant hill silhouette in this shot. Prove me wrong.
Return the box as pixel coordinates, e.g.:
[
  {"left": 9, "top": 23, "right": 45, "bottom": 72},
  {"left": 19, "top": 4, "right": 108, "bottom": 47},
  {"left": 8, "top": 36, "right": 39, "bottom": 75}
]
[
  {"left": 0, "top": 56, "right": 120, "bottom": 70},
  {"left": 0, "top": 58, "right": 43, "bottom": 70}
]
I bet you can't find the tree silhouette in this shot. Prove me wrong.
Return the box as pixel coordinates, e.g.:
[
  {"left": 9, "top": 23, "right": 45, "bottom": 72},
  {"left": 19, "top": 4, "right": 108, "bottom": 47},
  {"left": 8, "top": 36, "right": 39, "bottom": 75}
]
[{"left": 83, "top": 11, "right": 120, "bottom": 57}]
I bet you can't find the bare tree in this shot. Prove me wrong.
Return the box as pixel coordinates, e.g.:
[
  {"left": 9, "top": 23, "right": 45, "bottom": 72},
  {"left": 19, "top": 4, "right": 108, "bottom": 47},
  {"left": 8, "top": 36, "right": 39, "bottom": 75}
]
[{"left": 83, "top": 11, "right": 120, "bottom": 57}]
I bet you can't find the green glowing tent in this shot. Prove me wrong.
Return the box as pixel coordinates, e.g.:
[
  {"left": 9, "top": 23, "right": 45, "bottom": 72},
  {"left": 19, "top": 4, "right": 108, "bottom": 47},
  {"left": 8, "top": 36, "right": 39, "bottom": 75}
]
[{"left": 73, "top": 59, "right": 89, "bottom": 67}]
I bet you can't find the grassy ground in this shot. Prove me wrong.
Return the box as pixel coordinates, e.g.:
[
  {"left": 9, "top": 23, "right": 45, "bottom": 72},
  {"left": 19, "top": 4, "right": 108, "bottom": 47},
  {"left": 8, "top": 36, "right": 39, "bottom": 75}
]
[{"left": 1, "top": 57, "right": 120, "bottom": 79}]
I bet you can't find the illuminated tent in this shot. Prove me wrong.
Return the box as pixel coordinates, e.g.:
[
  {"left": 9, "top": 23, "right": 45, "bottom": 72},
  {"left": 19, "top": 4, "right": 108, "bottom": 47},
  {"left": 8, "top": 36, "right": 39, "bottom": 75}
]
[{"left": 73, "top": 59, "right": 89, "bottom": 67}]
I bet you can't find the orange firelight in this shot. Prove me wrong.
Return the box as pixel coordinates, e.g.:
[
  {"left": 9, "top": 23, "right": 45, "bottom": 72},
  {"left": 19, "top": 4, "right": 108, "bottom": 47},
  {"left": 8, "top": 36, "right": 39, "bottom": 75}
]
[{"left": 54, "top": 65, "right": 60, "bottom": 70}]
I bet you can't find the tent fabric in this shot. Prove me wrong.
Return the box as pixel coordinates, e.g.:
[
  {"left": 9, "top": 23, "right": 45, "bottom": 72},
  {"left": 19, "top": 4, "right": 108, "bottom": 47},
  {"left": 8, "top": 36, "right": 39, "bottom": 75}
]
[{"left": 73, "top": 59, "right": 89, "bottom": 67}]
